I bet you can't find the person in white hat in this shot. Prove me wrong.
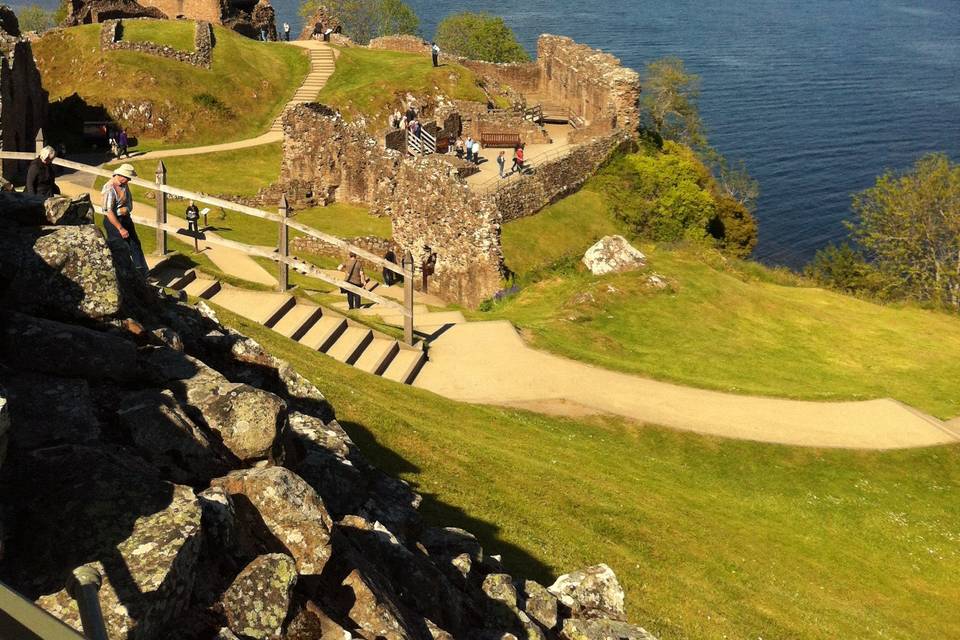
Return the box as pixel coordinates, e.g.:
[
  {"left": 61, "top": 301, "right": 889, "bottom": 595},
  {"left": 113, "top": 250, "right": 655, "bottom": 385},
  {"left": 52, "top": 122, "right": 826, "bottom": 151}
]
[{"left": 102, "top": 163, "right": 148, "bottom": 277}]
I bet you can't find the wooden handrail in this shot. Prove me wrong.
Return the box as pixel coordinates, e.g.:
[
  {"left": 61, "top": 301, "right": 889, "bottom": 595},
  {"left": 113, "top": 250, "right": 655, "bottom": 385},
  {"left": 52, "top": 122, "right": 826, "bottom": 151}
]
[{"left": 0, "top": 579, "right": 87, "bottom": 639}]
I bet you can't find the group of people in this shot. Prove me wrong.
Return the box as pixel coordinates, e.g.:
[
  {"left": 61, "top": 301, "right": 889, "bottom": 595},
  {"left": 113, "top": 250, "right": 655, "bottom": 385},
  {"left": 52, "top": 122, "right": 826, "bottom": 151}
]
[
  {"left": 108, "top": 128, "right": 129, "bottom": 159},
  {"left": 454, "top": 136, "right": 483, "bottom": 165},
  {"left": 310, "top": 22, "right": 340, "bottom": 41},
  {"left": 338, "top": 246, "right": 437, "bottom": 310}
]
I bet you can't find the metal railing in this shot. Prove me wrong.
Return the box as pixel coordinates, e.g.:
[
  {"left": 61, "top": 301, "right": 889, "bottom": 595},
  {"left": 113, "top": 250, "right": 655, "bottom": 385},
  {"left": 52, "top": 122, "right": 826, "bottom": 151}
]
[
  {"left": 0, "top": 566, "right": 107, "bottom": 640},
  {"left": 3, "top": 132, "right": 418, "bottom": 345}
]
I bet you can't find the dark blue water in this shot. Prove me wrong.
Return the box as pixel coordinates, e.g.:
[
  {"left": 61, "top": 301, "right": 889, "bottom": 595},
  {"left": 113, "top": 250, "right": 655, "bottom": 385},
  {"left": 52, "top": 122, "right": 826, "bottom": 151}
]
[{"left": 20, "top": 0, "right": 960, "bottom": 265}]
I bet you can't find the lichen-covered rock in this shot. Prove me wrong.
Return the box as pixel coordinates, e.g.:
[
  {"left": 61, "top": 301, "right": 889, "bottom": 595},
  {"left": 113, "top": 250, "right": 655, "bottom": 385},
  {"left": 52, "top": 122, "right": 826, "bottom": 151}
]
[
  {"left": 519, "top": 580, "right": 559, "bottom": 631},
  {"left": 118, "top": 389, "right": 230, "bottom": 484},
  {"left": 2, "top": 445, "right": 203, "bottom": 640},
  {"left": 211, "top": 466, "right": 333, "bottom": 575},
  {"left": 0, "top": 225, "right": 121, "bottom": 320},
  {"left": 0, "top": 312, "right": 137, "bottom": 381},
  {"left": 0, "top": 372, "right": 100, "bottom": 450},
  {"left": 221, "top": 553, "right": 297, "bottom": 640},
  {"left": 341, "top": 564, "right": 432, "bottom": 640},
  {"left": 198, "top": 486, "right": 236, "bottom": 551},
  {"left": 581, "top": 236, "right": 647, "bottom": 276},
  {"left": 43, "top": 194, "right": 94, "bottom": 225},
  {"left": 549, "top": 565, "right": 626, "bottom": 621},
  {"left": 422, "top": 526, "right": 483, "bottom": 585},
  {"left": 199, "top": 383, "right": 286, "bottom": 463},
  {"left": 482, "top": 573, "right": 519, "bottom": 628},
  {"left": 560, "top": 618, "right": 658, "bottom": 640},
  {"left": 285, "top": 601, "right": 352, "bottom": 639}
]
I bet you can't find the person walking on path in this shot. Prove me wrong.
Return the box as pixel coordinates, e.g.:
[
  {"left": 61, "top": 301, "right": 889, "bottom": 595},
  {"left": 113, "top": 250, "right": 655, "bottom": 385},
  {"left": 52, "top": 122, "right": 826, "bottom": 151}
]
[
  {"left": 431, "top": 42, "right": 440, "bottom": 67},
  {"left": 471, "top": 139, "right": 481, "bottom": 165},
  {"left": 338, "top": 252, "right": 367, "bottom": 310},
  {"left": 497, "top": 150, "right": 506, "bottom": 178},
  {"left": 383, "top": 248, "right": 400, "bottom": 286},
  {"left": 511, "top": 145, "right": 525, "bottom": 174},
  {"left": 102, "top": 164, "right": 148, "bottom": 278},
  {"left": 117, "top": 129, "right": 129, "bottom": 158},
  {"left": 25, "top": 146, "right": 59, "bottom": 198},
  {"left": 283, "top": 22, "right": 290, "bottom": 41}
]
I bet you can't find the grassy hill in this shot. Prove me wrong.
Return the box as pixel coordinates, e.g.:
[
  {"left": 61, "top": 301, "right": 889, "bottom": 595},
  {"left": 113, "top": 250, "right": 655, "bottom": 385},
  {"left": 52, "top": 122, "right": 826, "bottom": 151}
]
[
  {"left": 490, "top": 187, "right": 960, "bottom": 419},
  {"left": 216, "top": 306, "right": 960, "bottom": 640},
  {"left": 316, "top": 46, "right": 494, "bottom": 131},
  {"left": 34, "top": 21, "right": 309, "bottom": 148}
]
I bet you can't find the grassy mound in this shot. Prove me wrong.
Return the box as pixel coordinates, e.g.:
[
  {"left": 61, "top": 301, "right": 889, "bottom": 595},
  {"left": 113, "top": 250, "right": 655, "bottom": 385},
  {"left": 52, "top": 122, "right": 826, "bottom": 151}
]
[
  {"left": 493, "top": 187, "right": 960, "bottom": 419},
  {"left": 316, "top": 46, "right": 490, "bottom": 130},
  {"left": 216, "top": 306, "right": 960, "bottom": 640},
  {"left": 34, "top": 21, "right": 309, "bottom": 147}
]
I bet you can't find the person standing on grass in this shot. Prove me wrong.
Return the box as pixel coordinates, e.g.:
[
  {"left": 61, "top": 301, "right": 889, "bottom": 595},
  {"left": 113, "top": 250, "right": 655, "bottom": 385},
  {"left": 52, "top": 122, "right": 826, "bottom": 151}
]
[
  {"left": 283, "top": 22, "right": 290, "bottom": 41},
  {"left": 25, "top": 146, "right": 59, "bottom": 197},
  {"left": 497, "top": 150, "right": 506, "bottom": 178},
  {"left": 338, "top": 251, "right": 367, "bottom": 310},
  {"left": 431, "top": 41, "right": 440, "bottom": 67},
  {"left": 117, "top": 129, "right": 129, "bottom": 158},
  {"left": 102, "top": 163, "right": 148, "bottom": 278}
]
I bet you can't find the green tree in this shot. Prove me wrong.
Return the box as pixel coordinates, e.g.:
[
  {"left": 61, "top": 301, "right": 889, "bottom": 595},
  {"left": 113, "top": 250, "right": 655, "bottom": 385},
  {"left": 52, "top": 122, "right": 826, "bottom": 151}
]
[
  {"left": 640, "top": 57, "right": 704, "bottom": 146},
  {"left": 709, "top": 195, "right": 758, "bottom": 258},
  {"left": 299, "top": 0, "right": 418, "bottom": 44},
  {"left": 847, "top": 153, "right": 960, "bottom": 309},
  {"left": 804, "top": 243, "right": 888, "bottom": 296},
  {"left": 16, "top": 4, "right": 56, "bottom": 32},
  {"left": 435, "top": 12, "right": 529, "bottom": 63}
]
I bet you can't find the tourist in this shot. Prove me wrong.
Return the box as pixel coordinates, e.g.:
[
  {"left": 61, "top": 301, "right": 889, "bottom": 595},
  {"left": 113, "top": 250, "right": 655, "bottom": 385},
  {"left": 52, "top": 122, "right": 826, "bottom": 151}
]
[
  {"left": 117, "top": 129, "right": 129, "bottom": 158},
  {"left": 102, "top": 163, "right": 148, "bottom": 278},
  {"left": 472, "top": 139, "right": 481, "bottom": 165},
  {"left": 312, "top": 22, "right": 323, "bottom": 40},
  {"left": 497, "top": 150, "right": 506, "bottom": 178},
  {"left": 431, "top": 41, "right": 440, "bottom": 67},
  {"left": 338, "top": 251, "right": 367, "bottom": 309},
  {"left": 383, "top": 248, "right": 399, "bottom": 286},
  {"left": 405, "top": 105, "right": 417, "bottom": 123},
  {"left": 25, "top": 145, "right": 59, "bottom": 198},
  {"left": 108, "top": 131, "right": 119, "bottom": 158},
  {"left": 185, "top": 200, "right": 200, "bottom": 235},
  {"left": 260, "top": 27, "right": 267, "bottom": 42},
  {"left": 323, "top": 28, "right": 333, "bottom": 42},
  {"left": 421, "top": 246, "right": 437, "bottom": 292},
  {"left": 283, "top": 22, "right": 290, "bottom": 41},
  {"left": 454, "top": 136, "right": 464, "bottom": 159},
  {"left": 511, "top": 145, "right": 525, "bottom": 174},
  {"left": 465, "top": 136, "right": 474, "bottom": 162}
]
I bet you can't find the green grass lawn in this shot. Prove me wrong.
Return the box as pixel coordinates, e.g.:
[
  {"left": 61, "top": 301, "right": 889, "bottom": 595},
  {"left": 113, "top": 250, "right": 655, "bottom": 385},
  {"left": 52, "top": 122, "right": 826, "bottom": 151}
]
[
  {"left": 492, "top": 188, "right": 960, "bottom": 419},
  {"left": 122, "top": 19, "right": 196, "bottom": 51},
  {"left": 212, "top": 306, "right": 960, "bottom": 640},
  {"left": 35, "top": 22, "right": 308, "bottom": 147},
  {"left": 295, "top": 203, "right": 392, "bottom": 239},
  {"left": 317, "top": 46, "right": 489, "bottom": 131}
]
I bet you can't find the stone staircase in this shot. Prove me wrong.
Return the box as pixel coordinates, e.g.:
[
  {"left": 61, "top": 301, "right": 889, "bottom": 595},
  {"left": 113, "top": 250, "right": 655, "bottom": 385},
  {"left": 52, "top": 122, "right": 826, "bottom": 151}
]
[
  {"left": 154, "top": 267, "right": 428, "bottom": 384},
  {"left": 270, "top": 44, "right": 336, "bottom": 133}
]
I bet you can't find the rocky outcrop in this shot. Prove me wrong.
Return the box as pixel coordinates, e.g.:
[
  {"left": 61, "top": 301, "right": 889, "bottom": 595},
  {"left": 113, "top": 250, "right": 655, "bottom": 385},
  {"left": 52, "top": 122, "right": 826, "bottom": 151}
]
[
  {"left": 581, "top": 235, "right": 647, "bottom": 276},
  {"left": 0, "top": 15, "right": 48, "bottom": 181},
  {"left": 63, "top": 0, "right": 166, "bottom": 26},
  {"left": 0, "top": 188, "right": 655, "bottom": 639}
]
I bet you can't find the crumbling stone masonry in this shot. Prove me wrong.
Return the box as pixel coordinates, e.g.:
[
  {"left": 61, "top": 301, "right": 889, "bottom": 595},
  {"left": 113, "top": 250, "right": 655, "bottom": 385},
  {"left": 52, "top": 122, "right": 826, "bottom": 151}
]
[
  {"left": 101, "top": 19, "right": 214, "bottom": 68},
  {"left": 0, "top": 14, "right": 48, "bottom": 181},
  {"left": 278, "top": 104, "right": 504, "bottom": 307}
]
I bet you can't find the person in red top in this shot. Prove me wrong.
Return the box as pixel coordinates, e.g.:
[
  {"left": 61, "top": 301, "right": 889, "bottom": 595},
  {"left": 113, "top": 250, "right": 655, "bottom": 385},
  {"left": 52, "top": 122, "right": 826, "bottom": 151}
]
[{"left": 511, "top": 145, "right": 525, "bottom": 174}]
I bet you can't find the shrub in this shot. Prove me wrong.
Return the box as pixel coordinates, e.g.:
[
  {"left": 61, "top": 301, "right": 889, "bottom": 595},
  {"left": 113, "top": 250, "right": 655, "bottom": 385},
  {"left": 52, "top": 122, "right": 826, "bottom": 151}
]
[
  {"left": 435, "top": 12, "right": 529, "bottom": 63},
  {"left": 192, "top": 93, "right": 233, "bottom": 118},
  {"left": 804, "top": 243, "right": 889, "bottom": 296}
]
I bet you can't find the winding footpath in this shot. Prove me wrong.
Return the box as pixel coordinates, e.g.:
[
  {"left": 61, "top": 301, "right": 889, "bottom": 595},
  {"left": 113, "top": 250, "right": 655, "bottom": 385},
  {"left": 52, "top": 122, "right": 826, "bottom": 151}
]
[{"left": 61, "top": 39, "right": 960, "bottom": 450}]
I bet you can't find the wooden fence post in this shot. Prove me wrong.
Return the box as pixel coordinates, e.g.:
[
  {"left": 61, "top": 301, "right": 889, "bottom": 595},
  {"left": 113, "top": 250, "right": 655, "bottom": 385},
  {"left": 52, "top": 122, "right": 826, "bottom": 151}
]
[
  {"left": 403, "top": 250, "right": 414, "bottom": 346},
  {"left": 278, "top": 195, "right": 289, "bottom": 292},
  {"left": 155, "top": 160, "right": 167, "bottom": 256},
  {"left": 34, "top": 129, "right": 44, "bottom": 155}
]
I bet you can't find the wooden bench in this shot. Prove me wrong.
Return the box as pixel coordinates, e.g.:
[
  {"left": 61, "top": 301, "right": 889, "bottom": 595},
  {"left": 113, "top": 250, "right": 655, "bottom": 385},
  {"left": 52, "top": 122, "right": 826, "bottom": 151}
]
[{"left": 480, "top": 131, "right": 521, "bottom": 148}]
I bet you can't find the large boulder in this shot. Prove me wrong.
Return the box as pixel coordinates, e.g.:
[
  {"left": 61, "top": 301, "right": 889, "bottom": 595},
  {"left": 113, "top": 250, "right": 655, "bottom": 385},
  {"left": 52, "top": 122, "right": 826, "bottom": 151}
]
[
  {"left": 199, "top": 383, "right": 286, "bottom": 463},
  {"left": 210, "top": 466, "right": 333, "bottom": 575},
  {"left": 221, "top": 553, "right": 297, "bottom": 640},
  {"left": 117, "top": 389, "right": 231, "bottom": 484},
  {"left": 581, "top": 236, "right": 647, "bottom": 276},
  {"left": 340, "top": 564, "right": 432, "bottom": 640},
  {"left": 0, "top": 445, "right": 203, "bottom": 640},
  {"left": 0, "top": 312, "right": 137, "bottom": 381},
  {"left": 549, "top": 565, "right": 626, "bottom": 621},
  {"left": 44, "top": 194, "right": 95, "bottom": 226},
  {"left": 560, "top": 618, "right": 658, "bottom": 640},
  {"left": 519, "top": 580, "right": 559, "bottom": 632},
  {"left": 0, "top": 372, "right": 101, "bottom": 450},
  {"left": 0, "top": 225, "right": 121, "bottom": 320}
]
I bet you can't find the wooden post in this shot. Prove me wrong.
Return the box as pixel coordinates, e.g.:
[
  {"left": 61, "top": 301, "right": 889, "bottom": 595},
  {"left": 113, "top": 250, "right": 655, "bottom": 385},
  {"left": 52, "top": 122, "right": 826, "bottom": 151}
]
[
  {"left": 34, "top": 129, "right": 44, "bottom": 155},
  {"left": 155, "top": 160, "right": 167, "bottom": 256},
  {"left": 278, "top": 195, "right": 289, "bottom": 292},
  {"left": 403, "top": 250, "right": 414, "bottom": 346}
]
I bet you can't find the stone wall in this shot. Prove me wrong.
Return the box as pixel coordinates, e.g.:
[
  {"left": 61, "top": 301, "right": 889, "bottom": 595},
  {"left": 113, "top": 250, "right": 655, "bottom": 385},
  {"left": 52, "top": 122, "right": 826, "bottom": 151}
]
[
  {"left": 537, "top": 34, "right": 641, "bottom": 132},
  {"left": 493, "top": 131, "right": 633, "bottom": 223},
  {"left": 368, "top": 34, "right": 429, "bottom": 54},
  {"left": 298, "top": 3, "right": 340, "bottom": 40},
  {"left": 0, "top": 25, "right": 48, "bottom": 181},
  {"left": 461, "top": 59, "right": 541, "bottom": 94},
  {"left": 65, "top": 0, "right": 167, "bottom": 25},
  {"left": 277, "top": 104, "right": 503, "bottom": 307},
  {"left": 101, "top": 18, "right": 213, "bottom": 67},
  {"left": 137, "top": 0, "right": 218, "bottom": 21}
]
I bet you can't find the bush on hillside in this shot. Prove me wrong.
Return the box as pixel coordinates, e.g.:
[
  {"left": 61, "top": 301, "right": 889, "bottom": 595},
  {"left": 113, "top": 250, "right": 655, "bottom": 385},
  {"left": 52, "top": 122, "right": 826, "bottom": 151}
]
[
  {"left": 709, "top": 195, "right": 758, "bottom": 258},
  {"left": 804, "top": 243, "right": 889, "bottom": 296},
  {"left": 435, "top": 12, "right": 529, "bottom": 63}
]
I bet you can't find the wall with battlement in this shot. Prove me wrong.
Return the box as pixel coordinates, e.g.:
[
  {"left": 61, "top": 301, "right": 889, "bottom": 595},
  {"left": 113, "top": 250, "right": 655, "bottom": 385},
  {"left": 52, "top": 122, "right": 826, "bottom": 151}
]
[{"left": 493, "top": 131, "right": 634, "bottom": 223}]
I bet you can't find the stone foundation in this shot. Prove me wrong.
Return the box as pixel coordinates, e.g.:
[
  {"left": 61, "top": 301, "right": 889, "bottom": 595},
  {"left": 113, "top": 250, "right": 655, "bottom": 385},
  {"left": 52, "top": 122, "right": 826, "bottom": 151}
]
[{"left": 101, "top": 19, "right": 213, "bottom": 68}]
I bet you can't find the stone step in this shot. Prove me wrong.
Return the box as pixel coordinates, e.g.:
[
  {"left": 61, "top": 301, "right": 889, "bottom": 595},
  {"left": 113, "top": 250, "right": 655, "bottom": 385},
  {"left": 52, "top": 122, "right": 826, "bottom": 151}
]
[
  {"left": 299, "top": 314, "right": 347, "bottom": 351},
  {"left": 182, "top": 276, "right": 221, "bottom": 299},
  {"left": 325, "top": 326, "right": 373, "bottom": 364},
  {"left": 272, "top": 303, "right": 324, "bottom": 340},
  {"left": 380, "top": 310, "right": 466, "bottom": 328},
  {"left": 353, "top": 338, "right": 399, "bottom": 375},
  {"left": 338, "top": 302, "right": 428, "bottom": 316},
  {"left": 381, "top": 348, "right": 426, "bottom": 385},
  {"left": 153, "top": 267, "right": 193, "bottom": 289},
  {"left": 207, "top": 288, "right": 294, "bottom": 326}
]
